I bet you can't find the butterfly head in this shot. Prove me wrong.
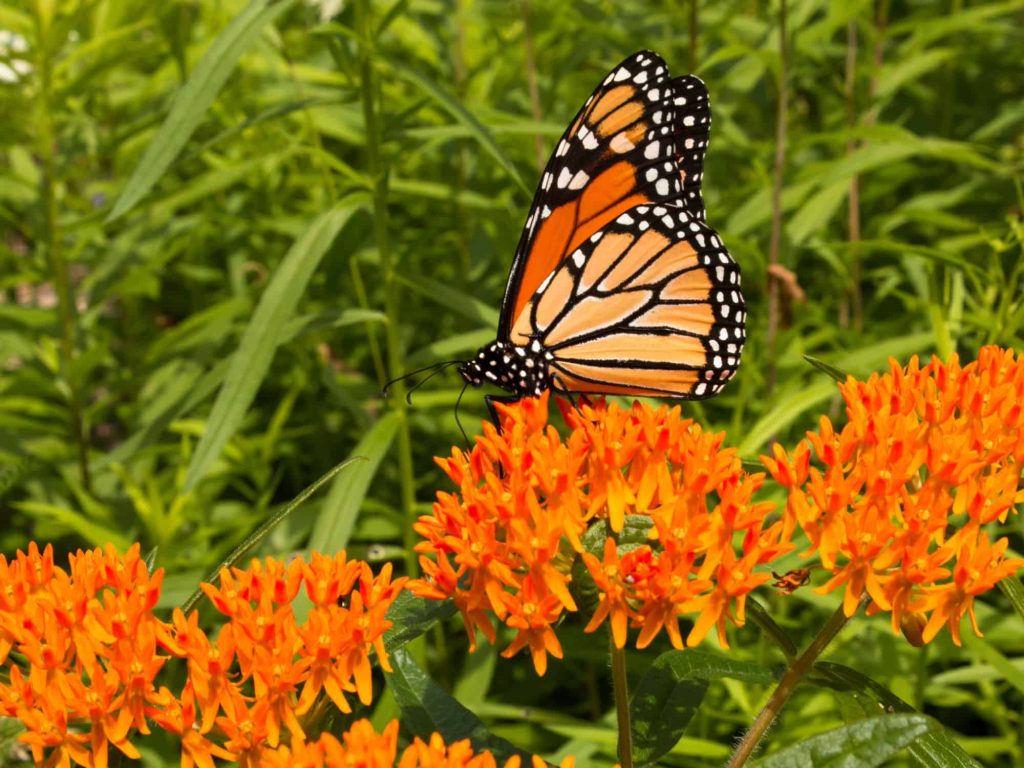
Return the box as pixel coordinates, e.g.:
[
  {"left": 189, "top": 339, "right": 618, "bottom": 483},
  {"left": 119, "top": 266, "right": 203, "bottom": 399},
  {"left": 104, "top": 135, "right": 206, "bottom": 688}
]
[{"left": 459, "top": 340, "right": 552, "bottom": 397}]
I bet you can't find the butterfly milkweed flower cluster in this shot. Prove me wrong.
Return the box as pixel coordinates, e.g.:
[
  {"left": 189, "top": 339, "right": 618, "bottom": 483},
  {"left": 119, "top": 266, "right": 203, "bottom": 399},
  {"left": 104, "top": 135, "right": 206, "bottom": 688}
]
[
  {"left": 762, "top": 346, "right": 1024, "bottom": 645},
  {"left": 0, "top": 543, "right": 406, "bottom": 768},
  {"left": 411, "top": 392, "right": 793, "bottom": 674},
  {"left": 263, "top": 719, "right": 572, "bottom": 768}
]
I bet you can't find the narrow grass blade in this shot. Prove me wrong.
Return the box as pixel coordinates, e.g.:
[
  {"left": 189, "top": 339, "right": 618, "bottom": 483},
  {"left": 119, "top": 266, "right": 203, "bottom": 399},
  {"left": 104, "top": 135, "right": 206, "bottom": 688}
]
[
  {"left": 107, "top": 0, "right": 292, "bottom": 221},
  {"left": 183, "top": 198, "right": 363, "bottom": 491},
  {"left": 309, "top": 412, "right": 399, "bottom": 554},
  {"left": 737, "top": 380, "right": 836, "bottom": 457},
  {"left": 998, "top": 577, "right": 1024, "bottom": 624},
  {"left": 179, "top": 456, "right": 361, "bottom": 614},
  {"left": 12, "top": 501, "right": 131, "bottom": 550},
  {"left": 803, "top": 355, "right": 850, "bottom": 383},
  {"left": 389, "top": 62, "right": 529, "bottom": 195}
]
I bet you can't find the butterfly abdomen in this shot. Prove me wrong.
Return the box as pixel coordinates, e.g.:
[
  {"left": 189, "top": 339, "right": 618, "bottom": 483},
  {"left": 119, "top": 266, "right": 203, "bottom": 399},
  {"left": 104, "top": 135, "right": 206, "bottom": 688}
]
[{"left": 460, "top": 340, "right": 553, "bottom": 397}]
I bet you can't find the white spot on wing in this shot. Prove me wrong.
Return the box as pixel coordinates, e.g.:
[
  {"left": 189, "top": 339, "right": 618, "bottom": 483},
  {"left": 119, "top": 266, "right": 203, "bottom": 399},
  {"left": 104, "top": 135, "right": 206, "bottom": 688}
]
[
  {"left": 568, "top": 170, "right": 590, "bottom": 190},
  {"left": 610, "top": 133, "right": 635, "bottom": 153}
]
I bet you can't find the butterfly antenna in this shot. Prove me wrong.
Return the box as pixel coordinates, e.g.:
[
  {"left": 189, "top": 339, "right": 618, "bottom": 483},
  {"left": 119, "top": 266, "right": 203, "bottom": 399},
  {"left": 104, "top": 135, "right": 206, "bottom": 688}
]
[
  {"left": 382, "top": 360, "right": 462, "bottom": 399},
  {"left": 403, "top": 361, "right": 463, "bottom": 405},
  {"left": 454, "top": 381, "right": 470, "bottom": 449}
]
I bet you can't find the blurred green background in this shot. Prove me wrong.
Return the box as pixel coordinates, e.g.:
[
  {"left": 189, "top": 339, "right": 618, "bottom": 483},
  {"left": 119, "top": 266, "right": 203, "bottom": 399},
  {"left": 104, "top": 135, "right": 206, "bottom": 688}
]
[{"left": 0, "top": 0, "right": 1022, "bottom": 763}]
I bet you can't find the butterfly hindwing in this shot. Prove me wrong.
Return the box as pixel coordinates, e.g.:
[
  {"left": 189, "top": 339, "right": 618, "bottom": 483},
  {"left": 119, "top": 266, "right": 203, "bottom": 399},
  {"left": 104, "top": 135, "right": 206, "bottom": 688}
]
[{"left": 508, "top": 202, "right": 744, "bottom": 398}]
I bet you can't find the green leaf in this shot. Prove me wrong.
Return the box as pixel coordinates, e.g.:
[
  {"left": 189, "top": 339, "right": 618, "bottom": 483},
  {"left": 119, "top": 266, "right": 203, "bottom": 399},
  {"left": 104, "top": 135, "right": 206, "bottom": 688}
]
[
  {"left": 396, "top": 273, "right": 499, "bottom": 327},
  {"left": 180, "top": 457, "right": 362, "bottom": 614},
  {"left": 875, "top": 49, "right": 955, "bottom": 100},
  {"left": 383, "top": 591, "right": 458, "bottom": 653},
  {"left": 632, "top": 650, "right": 777, "bottom": 766},
  {"left": 831, "top": 333, "right": 935, "bottom": 375},
  {"left": 961, "top": 632, "right": 1024, "bottom": 697},
  {"left": 812, "top": 663, "right": 983, "bottom": 768},
  {"left": 388, "top": 62, "right": 529, "bottom": 196},
  {"left": 737, "top": 380, "right": 837, "bottom": 457},
  {"left": 107, "top": 0, "right": 293, "bottom": 221},
  {"left": 13, "top": 501, "right": 131, "bottom": 550},
  {"left": 750, "top": 714, "right": 932, "bottom": 768},
  {"left": 787, "top": 178, "right": 848, "bottom": 244},
  {"left": 998, "top": 577, "right": 1024, "bottom": 625},
  {"left": 746, "top": 597, "right": 799, "bottom": 659},
  {"left": 803, "top": 355, "right": 850, "bottom": 383},
  {"left": 308, "top": 411, "right": 400, "bottom": 553},
  {"left": 386, "top": 647, "right": 529, "bottom": 761},
  {"left": 580, "top": 516, "right": 655, "bottom": 557},
  {"left": 183, "top": 199, "right": 363, "bottom": 491}
]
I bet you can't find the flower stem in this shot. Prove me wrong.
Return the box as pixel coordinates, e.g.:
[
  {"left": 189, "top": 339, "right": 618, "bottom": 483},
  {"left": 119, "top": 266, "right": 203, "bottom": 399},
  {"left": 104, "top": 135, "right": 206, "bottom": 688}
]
[
  {"left": 355, "top": 0, "right": 417, "bottom": 581},
  {"left": 609, "top": 634, "right": 634, "bottom": 768},
  {"left": 33, "top": 3, "right": 91, "bottom": 492},
  {"left": 726, "top": 598, "right": 862, "bottom": 768}
]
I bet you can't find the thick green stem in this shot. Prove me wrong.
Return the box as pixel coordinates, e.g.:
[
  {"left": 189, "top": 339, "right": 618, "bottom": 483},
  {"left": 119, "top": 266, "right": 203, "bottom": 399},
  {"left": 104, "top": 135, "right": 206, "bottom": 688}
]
[
  {"left": 610, "top": 635, "right": 634, "bottom": 768},
  {"left": 355, "top": 0, "right": 417, "bottom": 579},
  {"left": 33, "top": 3, "right": 91, "bottom": 491},
  {"left": 727, "top": 598, "right": 862, "bottom": 768}
]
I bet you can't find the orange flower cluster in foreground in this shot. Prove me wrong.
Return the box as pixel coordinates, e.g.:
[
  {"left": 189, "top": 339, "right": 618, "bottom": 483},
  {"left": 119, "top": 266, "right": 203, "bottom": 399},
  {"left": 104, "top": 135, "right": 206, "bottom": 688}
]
[
  {"left": 263, "top": 719, "right": 572, "bottom": 768},
  {"left": 0, "top": 543, "right": 405, "bottom": 768},
  {"left": 763, "top": 346, "right": 1024, "bottom": 644},
  {"left": 412, "top": 393, "right": 792, "bottom": 673}
]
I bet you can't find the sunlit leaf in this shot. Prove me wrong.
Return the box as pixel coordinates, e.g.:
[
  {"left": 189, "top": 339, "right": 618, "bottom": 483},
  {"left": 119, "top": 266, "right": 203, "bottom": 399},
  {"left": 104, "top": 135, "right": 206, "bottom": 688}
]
[{"left": 108, "top": 0, "right": 293, "bottom": 220}]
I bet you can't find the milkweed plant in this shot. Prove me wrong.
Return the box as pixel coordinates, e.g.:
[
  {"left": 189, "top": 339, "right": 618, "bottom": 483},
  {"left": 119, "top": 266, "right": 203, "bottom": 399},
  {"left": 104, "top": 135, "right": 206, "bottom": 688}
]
[{"left": 3, "top": 346, "right": 1023, "bottom": 768}]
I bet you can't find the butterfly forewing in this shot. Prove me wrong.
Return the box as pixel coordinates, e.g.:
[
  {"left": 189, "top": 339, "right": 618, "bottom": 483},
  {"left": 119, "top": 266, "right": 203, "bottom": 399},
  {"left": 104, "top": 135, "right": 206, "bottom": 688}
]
[
  {"left": 510, "top": 202, "right": 744, "bottom": 398},
  {"left": 671, "top": 74, "right": 712, "bottom": 221},
  {"left": 500, "top": 51, "right": 696, "bottom": 340}
]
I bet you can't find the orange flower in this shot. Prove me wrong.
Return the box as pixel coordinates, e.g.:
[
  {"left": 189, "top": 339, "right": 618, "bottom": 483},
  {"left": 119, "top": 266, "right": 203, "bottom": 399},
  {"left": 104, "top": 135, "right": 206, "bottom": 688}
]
[
  {"left": 412, "top": 392, "right": 791, "bottom": 672},
  {"left": 0, "top": 543, "right": 407, "bottom": 768},
  {"left": 763, "top": 346, "right": 1024, "bottom": 644},
  {"left": 258, "top": 719, "right": 576, "bottom": 768}
]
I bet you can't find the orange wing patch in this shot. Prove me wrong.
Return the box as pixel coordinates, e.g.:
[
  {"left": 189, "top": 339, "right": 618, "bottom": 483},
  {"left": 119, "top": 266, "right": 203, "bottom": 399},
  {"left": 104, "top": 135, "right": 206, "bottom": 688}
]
[
  {"left": 555, "top": 364, "right": 702, "bottom": 396},
  {"left": 544, "top": 291, "right": 653, "bottom": 347}
]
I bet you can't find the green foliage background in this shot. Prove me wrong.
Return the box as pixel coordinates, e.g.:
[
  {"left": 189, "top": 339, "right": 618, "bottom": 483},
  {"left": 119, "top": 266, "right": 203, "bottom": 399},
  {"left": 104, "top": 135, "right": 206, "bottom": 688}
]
[{"left": 0, "top": 0, "right": 1022, "bottom": 765}]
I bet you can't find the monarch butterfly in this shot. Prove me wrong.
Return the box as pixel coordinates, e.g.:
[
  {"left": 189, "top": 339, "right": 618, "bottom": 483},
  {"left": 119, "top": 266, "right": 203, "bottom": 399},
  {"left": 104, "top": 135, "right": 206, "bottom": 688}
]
[{"left": 461, "top": 51, "right": 746, "bottom": 420}]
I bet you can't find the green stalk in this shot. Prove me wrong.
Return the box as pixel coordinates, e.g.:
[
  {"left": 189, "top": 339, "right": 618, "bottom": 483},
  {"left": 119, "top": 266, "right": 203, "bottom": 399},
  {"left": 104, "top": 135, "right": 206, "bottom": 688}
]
[
  {"left": 726, "top": 598, "right": 863, "bottom": 768},
  {"left": 610, "top": 634, "right": 634, "bottom": 768},
  {"left": 33, "top": 2, "right": 91, "bottom": 491},
  {"left": 764, "top": 0, "right": 788, "bottom": 395},
  {"left": 688, "top": 0, "right": 699, "bottom": 73},
  {"left": 355, "top": 0, "right": 417, "bottom": 579}
]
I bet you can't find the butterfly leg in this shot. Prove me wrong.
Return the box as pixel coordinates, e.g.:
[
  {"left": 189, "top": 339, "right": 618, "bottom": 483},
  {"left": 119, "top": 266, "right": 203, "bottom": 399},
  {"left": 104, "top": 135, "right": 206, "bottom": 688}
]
[
  {"left": 484, "top": 393, "right": 523, "bottom": 432},
  {"left": 550, "top": 373, "right": 589, "bottom": 418}
]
